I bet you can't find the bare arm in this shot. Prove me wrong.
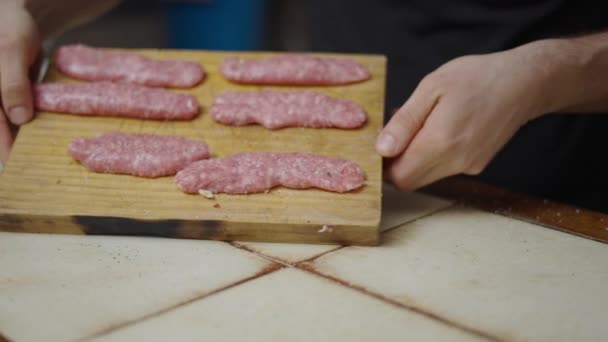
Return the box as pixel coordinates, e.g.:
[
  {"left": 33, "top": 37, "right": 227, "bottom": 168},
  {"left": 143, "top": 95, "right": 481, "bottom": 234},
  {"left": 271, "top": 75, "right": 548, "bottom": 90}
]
[{"left": 532, "top": 32, "right": 608, "bottom": 114}]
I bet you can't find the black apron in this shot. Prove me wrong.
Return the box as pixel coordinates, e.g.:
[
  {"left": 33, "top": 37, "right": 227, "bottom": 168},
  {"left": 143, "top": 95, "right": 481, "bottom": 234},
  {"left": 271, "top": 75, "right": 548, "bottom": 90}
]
[{"left": 309, "top": 0, "right": 608, "bottom": 212}]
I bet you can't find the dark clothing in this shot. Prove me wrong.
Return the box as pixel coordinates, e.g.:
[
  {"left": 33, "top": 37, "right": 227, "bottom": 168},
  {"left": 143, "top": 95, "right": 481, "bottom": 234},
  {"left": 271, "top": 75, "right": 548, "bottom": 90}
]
[{"left": 309, "top": 0, "right": 608, "bottom": 213}]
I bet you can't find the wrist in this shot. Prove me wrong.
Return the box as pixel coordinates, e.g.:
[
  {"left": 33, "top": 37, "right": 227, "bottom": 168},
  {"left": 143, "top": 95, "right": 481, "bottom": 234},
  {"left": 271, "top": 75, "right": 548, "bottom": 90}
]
[
  {"left": 512, "top": 39, "right": 577, "bottom": 117},
  {"left": 516, "top": 35, "right": 608, "bottom": 116}
]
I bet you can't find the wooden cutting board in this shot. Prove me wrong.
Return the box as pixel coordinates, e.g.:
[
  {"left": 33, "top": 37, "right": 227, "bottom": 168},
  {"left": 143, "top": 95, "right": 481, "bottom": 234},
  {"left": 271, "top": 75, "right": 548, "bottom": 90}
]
[{"left": 0, "top": 49, "right": 386, "bottom": 245}]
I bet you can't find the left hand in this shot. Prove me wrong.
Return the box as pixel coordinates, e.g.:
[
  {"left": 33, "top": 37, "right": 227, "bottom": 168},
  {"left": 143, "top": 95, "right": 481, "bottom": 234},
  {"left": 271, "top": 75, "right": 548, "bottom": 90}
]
[
  {"left": 375, "top": 46, "right": 554, "bottom": 191},
  {"left": 0, "top": 2, "right": 40, "bottom": 163}
]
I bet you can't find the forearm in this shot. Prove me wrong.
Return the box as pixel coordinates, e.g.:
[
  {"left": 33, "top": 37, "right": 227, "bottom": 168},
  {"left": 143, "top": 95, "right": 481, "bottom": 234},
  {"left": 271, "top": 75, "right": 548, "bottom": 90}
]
[
  {"left": 522, "top": 32, "right": 608, "bottom": 115},
  {"left": 7, "top": 0, "right": 122, "bottom": 39}
]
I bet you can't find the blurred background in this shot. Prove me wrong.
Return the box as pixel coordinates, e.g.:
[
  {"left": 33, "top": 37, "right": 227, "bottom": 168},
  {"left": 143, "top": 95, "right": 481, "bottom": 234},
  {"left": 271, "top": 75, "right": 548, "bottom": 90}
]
[{"left": 54, "top": 0, "right": 310, "bottom": 52}]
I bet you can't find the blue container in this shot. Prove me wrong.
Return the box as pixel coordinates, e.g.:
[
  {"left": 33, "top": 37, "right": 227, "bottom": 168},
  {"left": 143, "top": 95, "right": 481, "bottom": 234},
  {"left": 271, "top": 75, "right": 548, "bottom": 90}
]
[{"left": 163, "top": 0, "right": 268, "bottom": 50}]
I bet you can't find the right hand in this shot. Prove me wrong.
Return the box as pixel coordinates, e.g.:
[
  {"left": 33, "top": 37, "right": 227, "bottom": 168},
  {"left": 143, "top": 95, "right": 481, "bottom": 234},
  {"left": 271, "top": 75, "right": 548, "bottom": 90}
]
[
  {"left": 0, "top": 3, "right": 40, "bottom": 163},
  {"left": 376, "top": 45, "right": 552, "bottom": 191}
]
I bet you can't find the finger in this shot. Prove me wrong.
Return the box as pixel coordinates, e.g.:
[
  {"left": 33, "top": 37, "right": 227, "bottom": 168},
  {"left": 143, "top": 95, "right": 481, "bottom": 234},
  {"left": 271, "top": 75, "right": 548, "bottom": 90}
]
[
  {"left": 386, "top": 150, "right": 442, "bottom": 191},
  {"left": 390, "top": 158, "right": 454, "bottom": 191},
  {"left": 0, "top": 108, "right": 13, "bottom": 163},
  {"left": 375, "top": 80, "right": 439, "bottom": 157},
  {"left": 385, "top": 125, "right": 455, "bottom": 191},
  {"left": 0, "top": 40, "right": 33, "bottom": 125}
]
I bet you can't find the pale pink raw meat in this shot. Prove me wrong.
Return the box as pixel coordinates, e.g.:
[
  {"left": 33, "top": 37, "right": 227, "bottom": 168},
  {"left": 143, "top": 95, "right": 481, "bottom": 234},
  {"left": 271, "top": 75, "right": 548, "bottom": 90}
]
[
  {"left": 175, "top": 152, "right": 366, "bottom": 194},
  {"left": 55, "top": 44, "right": 205, "bottom": 88},
  {"left": 34, "top": 82, "right": 200, "bottom": 120},
  {"left": 220, "top": 55, "right": 370, "bottom": 85},
  {"left": 69, "top": 132, "right": 211, "bottom": 178},
  {"left": 211, "top": 90, "right": 367, "bottom": 129}
]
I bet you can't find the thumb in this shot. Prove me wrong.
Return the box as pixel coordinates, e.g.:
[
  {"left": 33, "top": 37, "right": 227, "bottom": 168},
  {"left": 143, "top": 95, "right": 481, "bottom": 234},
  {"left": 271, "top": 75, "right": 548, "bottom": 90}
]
[
  {"left": 375, "top": 82, "right": 438, "bottom": 157},
  {"left": 0, "top": 108, "right": 13, "bottom": 163},
  {"left": 1, "top": 38, "right": 35, "bottom": 126}
]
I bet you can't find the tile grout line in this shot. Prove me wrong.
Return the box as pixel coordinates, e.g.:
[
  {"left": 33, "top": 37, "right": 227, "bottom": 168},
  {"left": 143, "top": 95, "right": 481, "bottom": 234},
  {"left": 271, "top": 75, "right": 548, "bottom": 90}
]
[
  {"left": 380, "top": 203, "right": 457, "bottom": 235},
  {"left": 296, "top": 245, "right": 345, "bottom": 265},
  {"left": 291, "top": 205, "right": 503, "bottom": 342},
  {"left": 423, "top": 178, "right": 608, "bottom": 245},
  {"left": 431, "top": 197, "right": 608, "bottom": 245},
  {"left": 229, "top": 242, "right": 346, "bottom": 267},
  {"left": 86, "top": 204, "right": 464, "bottom": 341},
  {"left": 47, "top": 204, "right": 472, "bottom": 342},
  {"left": 223, "top": 205, "right": 498, "bottom": 340},
  {"left": 296, "top": 264, "right": 503, "bottom": 342},
  {"left": 229, "top": 242, "right": 296, "bottom": 267},
  {"left": 72, "top": 204, "right": 458, "bottom": 341},
  {"left": 78, "top": 262, "right": 284, "bottom": 342},
  {"left": 227, "top": 204, "right": 457, "bottom": 269},
  {"left": 300, "top": 204, "right": 457, "bottom": 265}
]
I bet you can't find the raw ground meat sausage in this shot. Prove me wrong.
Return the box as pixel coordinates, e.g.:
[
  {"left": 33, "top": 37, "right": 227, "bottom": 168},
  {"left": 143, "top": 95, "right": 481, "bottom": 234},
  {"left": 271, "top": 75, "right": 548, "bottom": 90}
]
[
  {"left": 69, "top": 132, "right": 210, "bottom": 178},
  {"left": 210, "top": 90, "right": 367, "bottom": 129},
  {"left": 175, "top": 152, "right": 366, "bottom": 194},
  {"left": 55, "top": 44, "right": 205, "bottom": 88},
  {"left": 34, "top": 82, "right": 200, "bottom": 120},
  {"left": 220, "top": 55, "right": 370, "bottom": 85}
]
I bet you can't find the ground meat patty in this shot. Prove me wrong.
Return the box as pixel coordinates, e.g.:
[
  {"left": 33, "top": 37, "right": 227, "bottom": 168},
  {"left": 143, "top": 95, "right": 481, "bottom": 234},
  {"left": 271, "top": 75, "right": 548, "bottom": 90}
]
[
  {"left": 55, "top": 44, "right": 205, "bottom": 88},
  {"left": 69, "top": 132, "right": 210, "bottom": 178},
  {"left": 34, "top": 82, "right": 200, "bottom": 120},
  {"left": 211, "top": 90, "right": 367, "bottom": 129},
  {"left": 220, "top": 55, "right": 370, "bottom": 85},
  {"left": 175, "top": 152, "right": 366, "bottom": 194}
]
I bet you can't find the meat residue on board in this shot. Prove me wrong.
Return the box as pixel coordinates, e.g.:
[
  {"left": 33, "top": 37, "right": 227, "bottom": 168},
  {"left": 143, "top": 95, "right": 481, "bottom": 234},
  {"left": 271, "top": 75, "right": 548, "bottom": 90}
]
[
  {"left": 220, "top": 54, "right": 370, "bottom": 85},
  {"left": 54, "top": 44, "right": 205, "bottom": 88},
  {"left": 34, "top": 82, "right": 200, "bottom": 120},
  {"left": 175, "top": 152, "right": 366, "bottom": 194},
  {"left": 211, "top": 90, "right": 367, "bottom": 129},
  {"left": 69, "top": 132, "right": 210, "bottom": 178}
]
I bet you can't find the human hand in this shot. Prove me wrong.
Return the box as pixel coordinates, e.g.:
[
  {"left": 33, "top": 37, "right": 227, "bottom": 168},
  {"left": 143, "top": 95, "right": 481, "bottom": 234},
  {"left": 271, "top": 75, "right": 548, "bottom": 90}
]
[
  {"left": 0, "top": 3, "right": 40, "bottom": 163},
  {"left": 375, "top": 46, "right": 554, "bottom": 191}
]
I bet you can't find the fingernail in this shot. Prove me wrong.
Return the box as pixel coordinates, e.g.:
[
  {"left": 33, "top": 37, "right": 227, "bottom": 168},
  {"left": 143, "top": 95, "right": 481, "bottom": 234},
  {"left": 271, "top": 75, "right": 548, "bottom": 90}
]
[
  {"left": 376, "top": 132, "right": 396, "bottom": 156},
  {"left": 8, "top": 106, "right": 30, "bottom": 125}
]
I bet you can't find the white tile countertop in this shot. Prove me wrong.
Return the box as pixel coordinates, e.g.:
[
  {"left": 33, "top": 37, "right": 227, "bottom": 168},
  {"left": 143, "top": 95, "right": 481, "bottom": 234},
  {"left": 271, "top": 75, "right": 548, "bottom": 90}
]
[{"left": 1, "top": 184, "right": 607, "bottom": 342}]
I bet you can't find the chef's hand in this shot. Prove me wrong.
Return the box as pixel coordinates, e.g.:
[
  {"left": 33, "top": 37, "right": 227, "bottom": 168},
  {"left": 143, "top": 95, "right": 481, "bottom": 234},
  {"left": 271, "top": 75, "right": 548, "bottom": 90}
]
[
  {"left": 375, "top": 45, "right": 554, "bottom": 191},
  {"left": 0, "top": 3, "right": 39, "bottom": 163}
]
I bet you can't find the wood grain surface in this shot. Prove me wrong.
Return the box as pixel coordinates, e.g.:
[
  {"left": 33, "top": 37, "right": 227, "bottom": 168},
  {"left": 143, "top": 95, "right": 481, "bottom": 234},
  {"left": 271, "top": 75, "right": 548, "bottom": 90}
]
[{"left": 0, "top": 49, "right": 386, "bottom": 245}]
